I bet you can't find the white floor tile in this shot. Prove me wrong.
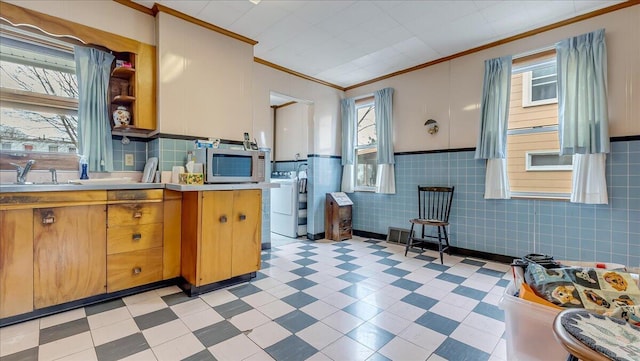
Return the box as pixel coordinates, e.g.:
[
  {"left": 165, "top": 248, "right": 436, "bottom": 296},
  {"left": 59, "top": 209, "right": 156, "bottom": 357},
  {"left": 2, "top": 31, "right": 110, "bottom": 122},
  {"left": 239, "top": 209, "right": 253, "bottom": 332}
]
[
  {"left": 450, "top": 323, "right": 501, "bottom": 354},
  {"left": 151, "top": 333, "right": 205, "bottom": 361},
  {"left": 54, "top": 347, "right": 98, "bottom": 361},
  {"left": 37, "top": 331, "right": 94, "bottom": 361},
  {"left": 398, "top": 323, "right": 447, "bottom": 353},
  {"left": 243, "top": 349, "right": 275, "bottom": 361},
  {"left": 127, "top": 298, "right": 168, "bottom": 318},
  {"left": 463, "top": 312, "right": 505, "bottom": 337},
  {"left": 321, "top": 310, "right": 364, "bottom": 334},
  {"left": 142, "top": 319, "right": 190, "bottom": 347},
  {"left": 321, "top": 291, "right": 356, "bottom": 309},
  {"left": 492, "top": 338, "right": 508, "bottom": 360},
  {"left": 251, "top": 277, "right": 283, "bottom": 291},
  {"left": 241, "top": 291, "right": 278, "bottom": 308},
  {"left": 296, "top": 322, "right": 342, "bottom": 350},
  {"left": 199, "top": 289, "right": 238, "bottom": 307},
  {"left": 257, "top": 299, "right": 296, "bottom": 320},
  {"left": 87, "top": 307, "right": 132, "bottom": 330},
  {"left": 429, "top": 301, "right": 471, "bottom": 322},
  {"left": 229, "top": 309, "right": 270, "bottom": 331},
  {"left": 265, "top": 283, "right": 298, "bottom": 298},
  {"left": 0, "top": 326, "right": 39, "bottom": 357},
  {"left": 181, "top": 308, "right": 225, "bottom": 332},
  {"left": 321, "top": 335, "right": 374, "bottom": 361},
  {"left": 40, "top": 308, "right": 86, "bottom": 329},
  {"left": 91, "top": 318, "right": 139, "bottom": 346},
  {"left": 378, "top": 336, "right": 431, "bottom": 361},
  {"left": 0, "top": 319, "right": 39, "bottom": 341},
  {"left": 123, "top": 290, "right": 159, "bottom": 306},
  {"left": 300, "top": 300, "right": 339, "bottom": 320},
  {"left": 440, "top": 292, "right": 480, "bottom": 311},
  {"left": 304, "top": 352, "right": 332, "bottom": 361},
  {"left": 246, "top": 321, "right": 291, "bottom": 348},
  {"left": 369, "top": 311, "right": 412, "bottom": 335},
  {"left": 119, "top": 349, "right": 158, "bottom": 361},
  {"left": 386, "top": 301, "right": 427, "bottom": 321},
  {"left": 302, "top": 284, "right": 335, "bottom": 299},
  {"left": 154, "top": 286, "right": 183, "bottom": 297},
  {"left": 169, "top": 298, "right": 209, "bottom": 319},
  {"left": 209, "top": 334, "right": 262, "bottom": 361},
  {"left": 361, "top": 292, "right": 398, "bottom": 309}
]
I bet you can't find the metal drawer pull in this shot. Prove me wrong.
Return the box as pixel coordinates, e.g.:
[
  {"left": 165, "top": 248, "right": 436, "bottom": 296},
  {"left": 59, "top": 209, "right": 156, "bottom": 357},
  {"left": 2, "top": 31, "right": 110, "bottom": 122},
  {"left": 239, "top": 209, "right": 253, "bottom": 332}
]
[
  {"left": 220, "top": 215, "right": 227, "bottom": 223},
  {"left": 133, "top": 211, "right": 142, "bottom": 218},
  {"left": 132, "top": 267, "right": 142, "bottom": 275},
  {"left": 239, "top": 214, "right": 247, "bottom": 221},
  {"left": 42, "top": 215, "right": 56, "bottom": 224},
  {"left": 132, "top": 233, "right": 142, "bottom": 241}
]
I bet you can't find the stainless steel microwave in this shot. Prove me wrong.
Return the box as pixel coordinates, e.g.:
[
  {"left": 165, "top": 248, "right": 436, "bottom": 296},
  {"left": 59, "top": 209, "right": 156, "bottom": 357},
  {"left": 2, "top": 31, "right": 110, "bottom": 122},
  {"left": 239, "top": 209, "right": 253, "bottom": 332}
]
[{"left": 194, "top": 148, "right": 265, "bottom": 183}]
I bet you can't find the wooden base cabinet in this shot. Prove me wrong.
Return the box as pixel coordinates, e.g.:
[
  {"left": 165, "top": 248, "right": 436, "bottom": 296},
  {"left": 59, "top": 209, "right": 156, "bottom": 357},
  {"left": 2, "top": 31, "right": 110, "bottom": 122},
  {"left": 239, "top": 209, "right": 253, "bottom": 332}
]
[
  {"left": 182, "top": 190, "right": 261, "bottom": 288},
  {"left": 0, "top": 209, "right": 34, "bottom": 318},
  {"left": 33, "top": 205, "right": 107, "bottom": 309}
]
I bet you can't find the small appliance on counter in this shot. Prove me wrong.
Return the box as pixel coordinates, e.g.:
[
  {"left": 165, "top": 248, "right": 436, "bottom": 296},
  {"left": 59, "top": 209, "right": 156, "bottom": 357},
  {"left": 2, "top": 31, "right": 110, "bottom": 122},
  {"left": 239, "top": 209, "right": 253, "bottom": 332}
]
[{"left": 194, "top": 147, "right": 265, "bottom": 183}]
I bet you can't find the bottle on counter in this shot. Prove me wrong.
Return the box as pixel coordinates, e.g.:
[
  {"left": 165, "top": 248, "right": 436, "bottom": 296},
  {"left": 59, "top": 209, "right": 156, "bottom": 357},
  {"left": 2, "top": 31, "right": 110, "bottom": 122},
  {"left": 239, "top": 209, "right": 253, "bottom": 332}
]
[{"left": 79, "top": 156, "right": 89, "bottom": 180}]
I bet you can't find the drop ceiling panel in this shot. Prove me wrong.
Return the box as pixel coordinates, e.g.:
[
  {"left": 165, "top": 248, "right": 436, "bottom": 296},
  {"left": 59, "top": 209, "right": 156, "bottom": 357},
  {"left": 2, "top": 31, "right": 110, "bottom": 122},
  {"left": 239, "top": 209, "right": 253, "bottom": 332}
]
[{"left": 132, "top": 0, "right": 624, "bottom": 88}]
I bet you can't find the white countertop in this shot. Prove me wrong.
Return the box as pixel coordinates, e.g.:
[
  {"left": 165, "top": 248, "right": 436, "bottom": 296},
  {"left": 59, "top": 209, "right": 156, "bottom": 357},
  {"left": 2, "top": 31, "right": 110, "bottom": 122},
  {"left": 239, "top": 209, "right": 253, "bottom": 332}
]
[
  {"left": 0, "top": 182, "right": 278, "bottom": 193},
  {"left": 165, "top": 182, "right": 279, "bottom": 191}
]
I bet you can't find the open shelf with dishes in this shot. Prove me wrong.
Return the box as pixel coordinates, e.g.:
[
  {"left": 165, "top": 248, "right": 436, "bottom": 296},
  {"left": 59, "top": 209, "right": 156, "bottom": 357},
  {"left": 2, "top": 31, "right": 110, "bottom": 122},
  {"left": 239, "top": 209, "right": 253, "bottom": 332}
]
[{"left": 109, "top": 52, "right": 141, "bottom": 131}]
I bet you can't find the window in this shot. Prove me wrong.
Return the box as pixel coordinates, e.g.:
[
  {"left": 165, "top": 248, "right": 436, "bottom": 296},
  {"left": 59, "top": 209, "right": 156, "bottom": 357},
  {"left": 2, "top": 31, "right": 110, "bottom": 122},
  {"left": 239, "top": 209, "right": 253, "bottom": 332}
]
[
  {"left": 354, "top": 100, "right": 377, "bottom": 190},
  {"left": 0, "top": 25, "right": 79, "bottom": 169},
  {"left": 522, "top": 60, "right": 557, "bottom": 107},
  {"left": 507, "top": 52, "right": 572, "bottom": 198}
]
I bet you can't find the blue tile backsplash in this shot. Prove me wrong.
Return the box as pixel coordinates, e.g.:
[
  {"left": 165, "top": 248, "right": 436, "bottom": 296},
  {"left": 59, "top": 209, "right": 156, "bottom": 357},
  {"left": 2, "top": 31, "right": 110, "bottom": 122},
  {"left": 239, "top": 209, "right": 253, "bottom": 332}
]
[{"left": 345, "top": 140, "right": 640, "bottom": 268}]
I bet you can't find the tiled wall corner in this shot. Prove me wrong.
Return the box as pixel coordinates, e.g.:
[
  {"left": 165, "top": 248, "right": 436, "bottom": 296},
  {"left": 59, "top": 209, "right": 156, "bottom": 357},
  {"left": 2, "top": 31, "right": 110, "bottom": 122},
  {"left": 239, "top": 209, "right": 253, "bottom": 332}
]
[{"left": 307, "top": 156, "right": 342, "bottom": 236}]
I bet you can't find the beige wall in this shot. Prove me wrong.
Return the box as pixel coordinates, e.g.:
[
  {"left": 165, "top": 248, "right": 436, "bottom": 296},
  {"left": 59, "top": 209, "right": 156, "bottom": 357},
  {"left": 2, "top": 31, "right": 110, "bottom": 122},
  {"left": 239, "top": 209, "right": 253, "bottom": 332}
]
[
  {"left": 274, "top": 103, "right": 310, "bottom": 161},
  {"left": 345, "top": 5, "right": 640, "bottom": 152},
  {"left": 5, "top": 1, "right": 156, "bottom": 45},
  {"left": 156, "top": 12, "right": 254, "bottom": 139},
  {"left": 252, "top": 63, "right": 343, "bottom": 156}
]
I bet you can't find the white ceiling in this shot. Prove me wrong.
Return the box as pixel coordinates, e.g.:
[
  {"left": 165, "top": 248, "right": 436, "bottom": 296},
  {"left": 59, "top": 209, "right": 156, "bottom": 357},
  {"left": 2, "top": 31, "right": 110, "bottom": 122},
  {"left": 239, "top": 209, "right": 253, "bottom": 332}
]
[{"left": 133, "top": 0, "right": 623, "bottom": 88}]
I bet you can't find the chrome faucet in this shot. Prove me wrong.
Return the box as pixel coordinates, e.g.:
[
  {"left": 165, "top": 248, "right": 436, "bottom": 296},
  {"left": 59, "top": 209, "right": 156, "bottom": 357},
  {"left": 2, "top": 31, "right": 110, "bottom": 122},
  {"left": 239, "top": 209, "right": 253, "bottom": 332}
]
[
  {"left": 10, "top": 160, "right": 35, "bottom": 184},
  {"left": 49, "top": 168, "right": 58, "bottom": 184}
]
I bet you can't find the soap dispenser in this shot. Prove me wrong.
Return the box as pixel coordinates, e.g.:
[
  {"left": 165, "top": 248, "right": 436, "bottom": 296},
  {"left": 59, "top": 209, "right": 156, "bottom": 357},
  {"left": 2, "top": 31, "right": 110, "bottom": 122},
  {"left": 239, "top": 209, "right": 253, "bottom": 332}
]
[{"left": 79, "top": 156, "right": 89, "bottom": 180}]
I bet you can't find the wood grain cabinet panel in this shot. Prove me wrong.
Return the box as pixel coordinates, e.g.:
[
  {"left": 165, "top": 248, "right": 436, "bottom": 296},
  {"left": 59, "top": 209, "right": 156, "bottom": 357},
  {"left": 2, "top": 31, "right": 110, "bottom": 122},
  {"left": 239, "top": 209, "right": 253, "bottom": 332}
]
[
  {"left": 230, "top": 189, "right": 261, "bottom": 277},
  {"left": 33, "top": 205, "right": 106, "bottom": 309},
  {"left": 107, "top": 247, "right": 162, "bottom": 292},
  {"left": 163, "top": 190, "right": 182, "bottom": 279},
  {"left": 108, "top": 202, "right": 162, "bottom": 226},
  {"left": 0, "top": 209, "right": 34, "bottom": 318},
  {"left": 107, "top": 223, "right": 163, "bottom": 255},
  {"left": 200, "top": 191, "right": 234, "bottom": 285}
]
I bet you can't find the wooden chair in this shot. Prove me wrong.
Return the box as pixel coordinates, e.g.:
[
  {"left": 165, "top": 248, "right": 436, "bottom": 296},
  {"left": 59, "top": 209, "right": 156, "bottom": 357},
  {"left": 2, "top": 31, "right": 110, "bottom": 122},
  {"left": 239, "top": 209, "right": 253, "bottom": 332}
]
[{"left": 404, "top": 186, "right": 454, "bottom": 264}]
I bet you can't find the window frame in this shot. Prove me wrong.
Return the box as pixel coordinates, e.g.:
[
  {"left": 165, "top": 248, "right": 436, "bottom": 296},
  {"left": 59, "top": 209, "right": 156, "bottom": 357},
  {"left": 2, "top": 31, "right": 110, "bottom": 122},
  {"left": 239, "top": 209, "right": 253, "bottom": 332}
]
[
  {"left": 521, "top": 60, "right": 558, "bottom": 107},
  {"left": 353, "top": 99, "right": 377, "bottom": 192},
  {"left": 525, "top": 150, "right": 573, "bottom": 171}
]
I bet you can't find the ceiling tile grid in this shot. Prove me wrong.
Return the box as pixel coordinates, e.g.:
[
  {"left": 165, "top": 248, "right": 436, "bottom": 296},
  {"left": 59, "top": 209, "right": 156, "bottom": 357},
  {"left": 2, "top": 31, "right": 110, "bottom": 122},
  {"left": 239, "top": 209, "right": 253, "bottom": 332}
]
[{"left": 133, "top": 0, "right": 625, "bottom": 88}]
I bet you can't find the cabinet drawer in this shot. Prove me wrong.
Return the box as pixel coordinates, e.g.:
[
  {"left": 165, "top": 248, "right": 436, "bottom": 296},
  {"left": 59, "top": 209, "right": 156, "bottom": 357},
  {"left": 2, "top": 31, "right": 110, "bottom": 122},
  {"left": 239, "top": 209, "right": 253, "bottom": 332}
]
[
  {"left": 108, "top": 203, "right": 162, "bottom": 226},
  {"left": 108, "top": 189, "right": 163, "bottom": 201},
  {"left": 107, "top": 223, "right": 163, "bottom": 254},
  {"left": 107, "top": 247, "right": 162, "bottom": 292}
]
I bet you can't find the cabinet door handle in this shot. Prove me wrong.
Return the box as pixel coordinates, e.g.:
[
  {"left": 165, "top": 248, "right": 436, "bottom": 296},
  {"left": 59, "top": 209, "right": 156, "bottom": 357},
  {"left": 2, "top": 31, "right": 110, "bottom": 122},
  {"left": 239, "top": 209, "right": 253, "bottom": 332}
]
[
  {"left": 220, "top": 215, "right": 227, "bottom": 223},
  {"left": 132, "top": 233, "right": 142, "bottom": 241},
  {"left": 132, "top": 267, "right": 142, "bottom": 275},
  {"left": 239, "top": 214, "right": 247, "bottom": 221},
  {"left": 42, "top": 214, "right": 56, "bottom": 224},
  {"left": 133, "top": 211, "right": 142, "bottom": 218}
]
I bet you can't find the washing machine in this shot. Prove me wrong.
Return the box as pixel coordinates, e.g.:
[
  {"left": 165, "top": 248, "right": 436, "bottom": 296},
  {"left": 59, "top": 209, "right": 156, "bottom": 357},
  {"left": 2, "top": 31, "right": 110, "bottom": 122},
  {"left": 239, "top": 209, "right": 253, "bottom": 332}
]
[{"left": 270, "top": 177, "right": 299, "bottom": 238}]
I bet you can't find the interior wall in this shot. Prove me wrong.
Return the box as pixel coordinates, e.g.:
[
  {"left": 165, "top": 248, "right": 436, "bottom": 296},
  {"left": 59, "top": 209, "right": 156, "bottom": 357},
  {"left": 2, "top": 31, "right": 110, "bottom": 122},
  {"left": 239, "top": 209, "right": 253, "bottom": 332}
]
[
  {"left": 156, "top": 12, "right": 254, "bottom": 139},
  {"left": 274, "top": 103, "right": 309, "bottom": 161},
  {"left": 5, "top": 0, "right": 156, "bottom": 45},
  {"left": 346, "top": 5, "right": 640, "bottom": 152}
]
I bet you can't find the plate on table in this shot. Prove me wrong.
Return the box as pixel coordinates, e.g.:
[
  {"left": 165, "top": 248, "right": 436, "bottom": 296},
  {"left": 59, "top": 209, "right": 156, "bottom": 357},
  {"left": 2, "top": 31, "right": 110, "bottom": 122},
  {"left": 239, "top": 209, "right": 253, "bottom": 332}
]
[{"left": 142, "top": 157, "right": 158, "bottom": 183}]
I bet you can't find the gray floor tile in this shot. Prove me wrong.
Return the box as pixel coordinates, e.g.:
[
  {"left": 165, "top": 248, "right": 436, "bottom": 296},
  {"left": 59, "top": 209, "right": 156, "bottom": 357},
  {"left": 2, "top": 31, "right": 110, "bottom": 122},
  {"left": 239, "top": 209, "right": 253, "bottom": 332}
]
[
  {"left": 265, "top": 335, "right": 317, "bottom": 361},
  {"left": 213, "top": 299, "right": 253, "bottom": 319},
  {"left": 337, "top": 272, "right": 368, "bottom": 283},
  {"left": 434, "top": 337, "right": 490, "bottom": 361},
  {"left": 383, "top": 267, "right": 410, "bottom": 277},
  {"left": 337, "top": 262, "right": 361, "bottom": 271},
  {"left": 286, "top": 278, "right": 318, "bottom": 291},
  {"left": 296, "top": 251, "right": 317, "bottom": 257},
  {"left": 182, "top": 349, "right": 217, "bottom": 361},
  {"left": 293, "top": 258, "right": 318, "bottom": 266},
  {"left": 415, "top": 312, "right": 459, "bottom": 336},
  {"left": 436, "top": 272, "right": 466, "bottom": 284},
  {"left": 0, "top": 347, "right": 38, "bottom": 361},
  {"left": 335, "top": 254, "right": 357, "bottom": 262},
  {"left": 95, "top": 332, "right": 150, "bottom": 361},
  {"left": 281, "top": 292, "right": 317, "bottom": 308},
  {"left": 401, "top": 293, "right": 438, "bottom": 311},
  {"left": 452, "top": 285, "right": 487, "bottom": 301},
  {"left": 462, "top": 259, "right": 486, "bottom": 267},
  {"left": 366, "top": 351, "right": 393, "bottom": 361},
  {"left": 161, "top": 292, "right": 192, "bottom": 306},
  {"left": 228, "top": 284, "right": 262, "bottom": 298},
  {"left": 473, "top": 302, "right": 505, "bottom": 321},
  {"left": 476, "top": 267, "right": 505, "bottom": 278},
  {"left": 415, "top": 254, "right": 437, "bottom": 262},
  {"left": 347, "top": 322, "right": 394, "bottom": 351},
  {"left": 274, "top": 310, "right": 318, "bottom": 333},
  {"left": 333, "top": 248, "right": 354, "bottom": 254},
  {"left": 367, "top": 244, "right": 386, "bottom": 250},
  {"left": 425, "top": 263, "right": 449, "bottom": 272},
  {"left": 193, "top": 320, "right": 242, "bottom": 347},
  {"left": 85, "top": 299, "right": 126, "bottom": 316},
  {"left": 343, "top": 301, "right": 382, "bottom": 321},
  {"left": 391, "top": 278, "right": 422, "bottom": 291},
  {"left": 40, "top": 318, "right": 90, "bottom": 345},
  {"left": 371, "top": 251, "right": 393, "bottom": 257},
  {"left": 340, "top": 284, "right": 376, "bottom": 299},
  {"left": 496, "top": 278, "right": 510, "bottom": 287},
  {"left": 134, "top": 308, "right": 177, "bottom": 330},
  {"left": 298, "top": 245, "right": 318, "bottom": 251},
  {"left": 377, "top": 258, "right": 400, "bottom": 266}
]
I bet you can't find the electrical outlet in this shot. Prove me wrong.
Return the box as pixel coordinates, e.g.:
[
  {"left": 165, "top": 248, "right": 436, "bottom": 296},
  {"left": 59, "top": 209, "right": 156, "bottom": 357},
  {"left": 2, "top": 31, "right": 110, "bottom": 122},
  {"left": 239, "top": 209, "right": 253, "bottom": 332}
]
[{"left": 125, "top": 153, "right": 134, "bottom": 166}]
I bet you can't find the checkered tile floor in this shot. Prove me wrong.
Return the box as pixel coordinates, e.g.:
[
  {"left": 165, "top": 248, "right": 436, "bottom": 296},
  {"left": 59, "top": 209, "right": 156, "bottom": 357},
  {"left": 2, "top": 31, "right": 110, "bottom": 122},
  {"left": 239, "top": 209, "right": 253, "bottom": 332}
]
[{"left": 0, "top": 236, "right": 511, "bottom": 361}]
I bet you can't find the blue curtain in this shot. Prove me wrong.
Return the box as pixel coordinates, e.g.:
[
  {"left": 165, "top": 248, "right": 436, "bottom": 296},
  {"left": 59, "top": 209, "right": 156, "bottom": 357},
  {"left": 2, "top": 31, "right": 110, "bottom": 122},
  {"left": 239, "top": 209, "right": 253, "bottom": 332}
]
[
  {"left": 341, "top": 98, "right": 355, "bottom": 166},
  {"left": 556, "top": 29, "right": 609, "bottom": 155},
  {"left": 475, "top": 56, "right": 512, "bottom": 160},
  {"left": 374, "top": 87, "right": 394, "bottom": 165},
  {"left": 75, "top": 46, "right": 115, "bottom": 172}
]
